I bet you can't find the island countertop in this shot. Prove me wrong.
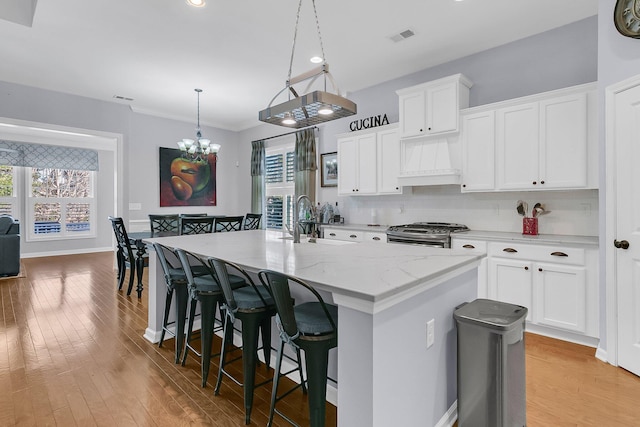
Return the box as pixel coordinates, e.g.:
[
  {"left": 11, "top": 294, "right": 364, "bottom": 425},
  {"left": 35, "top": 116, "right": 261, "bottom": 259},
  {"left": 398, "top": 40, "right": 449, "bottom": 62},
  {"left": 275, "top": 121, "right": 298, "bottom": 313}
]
[{"left": 145, "top": 229, "right": 483, "bottom": 312}]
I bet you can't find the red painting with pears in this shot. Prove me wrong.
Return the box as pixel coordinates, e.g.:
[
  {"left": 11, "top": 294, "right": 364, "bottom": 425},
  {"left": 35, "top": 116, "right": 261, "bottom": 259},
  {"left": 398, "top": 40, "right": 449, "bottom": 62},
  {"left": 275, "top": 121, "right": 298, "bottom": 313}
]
[{"left": 159, "top": 147, "right": 217, "bottom": 207}]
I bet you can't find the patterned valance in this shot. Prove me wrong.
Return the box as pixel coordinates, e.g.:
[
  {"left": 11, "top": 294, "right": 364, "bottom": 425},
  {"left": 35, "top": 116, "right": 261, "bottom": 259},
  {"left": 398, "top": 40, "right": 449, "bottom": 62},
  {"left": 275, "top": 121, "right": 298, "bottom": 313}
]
[{"left": 0, "top": 140, "right": 99, "bottom": 171}]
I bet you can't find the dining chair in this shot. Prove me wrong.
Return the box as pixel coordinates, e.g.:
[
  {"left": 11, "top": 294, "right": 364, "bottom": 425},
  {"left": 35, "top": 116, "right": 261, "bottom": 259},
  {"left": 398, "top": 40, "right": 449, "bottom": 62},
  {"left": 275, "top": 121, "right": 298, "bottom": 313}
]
[
  {"left": 214, "top": 216, "right": 243, "bottom": 232},
  {"left": 243, "top": 213, "right": 262, "bottom": 230},
  {"left": 149, "top": 214, "right": 179, "bottom": 237},
  {"left": 179, "top": 215, "right": 215, "bottom": 235},
  {"left": 209, "top": 256, "right": 276, "bottom": 424},
  {"left": 108, "top": 216, "right": 148, "bottom": 297},
  {"left": 258, "top": 270, "right": 338, "bottom": 427}
]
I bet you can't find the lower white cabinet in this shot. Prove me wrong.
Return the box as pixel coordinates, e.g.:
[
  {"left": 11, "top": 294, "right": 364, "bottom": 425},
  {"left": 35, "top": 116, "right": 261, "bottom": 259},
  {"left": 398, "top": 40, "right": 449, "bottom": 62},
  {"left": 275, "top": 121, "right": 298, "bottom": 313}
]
[
  {"left": 453, "top": 236, "right": 598, "bottom": 341},
  {"left": 323, "top": 227, "right": 387, "bottom": 243}
]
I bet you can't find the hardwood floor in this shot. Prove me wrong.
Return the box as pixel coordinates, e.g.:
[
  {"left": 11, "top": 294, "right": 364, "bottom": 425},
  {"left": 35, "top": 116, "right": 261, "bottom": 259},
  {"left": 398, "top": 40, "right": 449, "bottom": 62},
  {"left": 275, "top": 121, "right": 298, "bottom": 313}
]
[{"left": 1, "top": 252, "right": 639, "bottom": 426}]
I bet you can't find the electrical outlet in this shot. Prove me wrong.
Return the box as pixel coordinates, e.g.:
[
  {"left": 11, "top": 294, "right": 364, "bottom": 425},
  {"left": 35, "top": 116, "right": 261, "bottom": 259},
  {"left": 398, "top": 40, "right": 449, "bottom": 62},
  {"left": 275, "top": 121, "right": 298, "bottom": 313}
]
[{"left": 427, "top": 319, "right": 435, "bottom": 348}]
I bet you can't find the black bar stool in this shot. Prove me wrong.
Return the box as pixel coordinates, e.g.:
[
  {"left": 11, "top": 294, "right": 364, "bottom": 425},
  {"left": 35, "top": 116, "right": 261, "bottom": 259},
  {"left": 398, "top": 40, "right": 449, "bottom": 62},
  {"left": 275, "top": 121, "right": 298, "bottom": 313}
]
[
  {"left": 153, "top": 242, "right": 210, "bottom": 363},
  {"left": 258, "top": 270, "right": 338, "bottom": 427},
  {"left": 209, "top": 256, "right": 276, "bottom": 424}
]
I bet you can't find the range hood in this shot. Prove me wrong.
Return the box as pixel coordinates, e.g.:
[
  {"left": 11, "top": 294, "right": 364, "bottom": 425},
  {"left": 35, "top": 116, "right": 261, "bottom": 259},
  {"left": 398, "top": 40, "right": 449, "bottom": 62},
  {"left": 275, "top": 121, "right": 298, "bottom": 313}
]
[{"left": 396, "top": 136, "right": 462, "bottom": 186}]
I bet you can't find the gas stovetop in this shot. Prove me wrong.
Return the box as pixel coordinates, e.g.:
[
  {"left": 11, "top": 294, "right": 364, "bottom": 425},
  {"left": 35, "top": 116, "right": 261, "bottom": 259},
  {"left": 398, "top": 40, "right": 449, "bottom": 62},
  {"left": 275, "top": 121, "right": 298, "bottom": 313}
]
[{"left": 386, "top": 222, "right": 469, "bottom": 247}]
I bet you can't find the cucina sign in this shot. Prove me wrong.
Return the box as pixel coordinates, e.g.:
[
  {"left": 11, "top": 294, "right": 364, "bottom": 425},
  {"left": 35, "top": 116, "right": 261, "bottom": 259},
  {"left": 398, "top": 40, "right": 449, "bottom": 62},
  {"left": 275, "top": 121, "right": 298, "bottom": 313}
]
[{"left": 349, "top": 114, "right": 389, "bottom": 132}]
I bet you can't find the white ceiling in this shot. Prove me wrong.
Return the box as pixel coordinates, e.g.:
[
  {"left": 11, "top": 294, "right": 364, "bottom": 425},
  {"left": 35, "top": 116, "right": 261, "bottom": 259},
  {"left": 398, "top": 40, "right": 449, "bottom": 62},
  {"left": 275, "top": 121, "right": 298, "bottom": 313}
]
[{"left": 0, "top": 0, "right": 598, "bottom": 131}]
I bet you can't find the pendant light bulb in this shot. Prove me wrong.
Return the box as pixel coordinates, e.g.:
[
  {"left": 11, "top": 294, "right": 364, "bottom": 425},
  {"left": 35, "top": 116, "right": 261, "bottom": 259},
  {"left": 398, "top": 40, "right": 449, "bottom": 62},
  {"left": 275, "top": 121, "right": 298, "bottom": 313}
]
[{"left": 282, "top": 112, "right": 297, "bottom": 125}]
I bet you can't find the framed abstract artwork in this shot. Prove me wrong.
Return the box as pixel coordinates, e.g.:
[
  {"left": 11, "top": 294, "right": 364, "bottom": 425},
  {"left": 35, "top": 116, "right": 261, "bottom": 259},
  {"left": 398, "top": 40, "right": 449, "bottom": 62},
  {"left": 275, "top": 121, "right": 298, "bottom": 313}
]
[{"left": 159, "top": 147, "right": 217, "bottom": 207}]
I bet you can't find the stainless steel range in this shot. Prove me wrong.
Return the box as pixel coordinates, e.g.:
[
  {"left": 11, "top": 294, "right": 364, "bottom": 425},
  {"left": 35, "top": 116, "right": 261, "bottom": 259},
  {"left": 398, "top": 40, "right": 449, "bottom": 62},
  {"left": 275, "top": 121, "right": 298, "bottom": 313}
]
[{"left": 386, "top": 222, "right": 469, "bottom": 248}]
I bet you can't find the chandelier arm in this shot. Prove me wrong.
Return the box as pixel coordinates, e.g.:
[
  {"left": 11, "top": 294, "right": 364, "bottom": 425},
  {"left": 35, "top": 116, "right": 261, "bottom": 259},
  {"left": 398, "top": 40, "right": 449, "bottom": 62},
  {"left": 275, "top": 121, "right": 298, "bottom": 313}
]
[
  {"left": 287, "top": 0, "right": 304, "bottom": 85},
  {"left": 267, "top": 86, "right": 293, "bottom": 108}
]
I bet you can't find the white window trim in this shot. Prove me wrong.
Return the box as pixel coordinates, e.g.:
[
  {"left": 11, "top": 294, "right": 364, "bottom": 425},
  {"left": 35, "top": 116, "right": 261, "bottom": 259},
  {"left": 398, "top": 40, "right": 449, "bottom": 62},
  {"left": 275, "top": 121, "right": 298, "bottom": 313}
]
[
  {"left": 265, "top": 140, "right": 295, "bottom": 230},
  {"left": 25, "top": 168, "right": 97, "bottom": 242}
]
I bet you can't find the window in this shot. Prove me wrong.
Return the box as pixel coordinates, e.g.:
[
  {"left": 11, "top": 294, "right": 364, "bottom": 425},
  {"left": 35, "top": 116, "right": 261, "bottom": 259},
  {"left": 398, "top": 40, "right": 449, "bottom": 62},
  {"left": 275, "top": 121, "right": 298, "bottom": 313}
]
[
  {"left": 0, "top": 165, "right": 16, "bottom": 216},
  {"left": 264, "top": 145, "right": 295, "bottom": 230},
  {"left": 27, "top": 168, "right": 96, "bottom": 240}
]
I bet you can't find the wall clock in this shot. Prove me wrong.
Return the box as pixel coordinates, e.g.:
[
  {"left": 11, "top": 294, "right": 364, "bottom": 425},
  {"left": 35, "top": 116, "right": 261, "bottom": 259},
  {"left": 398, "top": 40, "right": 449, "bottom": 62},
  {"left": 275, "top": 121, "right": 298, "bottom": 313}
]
[{"left": 614, "top": 0, "right": 640, "bottom": 38}]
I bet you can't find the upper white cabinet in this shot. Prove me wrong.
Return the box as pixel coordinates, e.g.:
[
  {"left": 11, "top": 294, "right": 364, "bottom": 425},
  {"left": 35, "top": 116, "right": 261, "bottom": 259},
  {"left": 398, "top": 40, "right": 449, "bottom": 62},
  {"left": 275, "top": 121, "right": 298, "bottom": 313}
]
[
  {"left": 397, "top": 74, "right": 473, "bottom": 139},
  {"left": 337, "top": 132, "right": 377, "bottom": 195},
  {"left": 337, "top": 123, "right": 404, "bottom": 196},
  {"left": 461, "top": 83, "right": 596, "bottom": 192}
]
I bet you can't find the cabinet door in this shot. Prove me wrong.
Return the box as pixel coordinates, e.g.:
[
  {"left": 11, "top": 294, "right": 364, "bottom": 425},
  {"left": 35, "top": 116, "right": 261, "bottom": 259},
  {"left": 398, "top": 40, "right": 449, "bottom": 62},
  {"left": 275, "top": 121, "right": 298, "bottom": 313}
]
[
  {"left": 426, "top": 81, "right": 458, "bottom": 135},
  {"left": 357, "top": 134, "right": 377, "bottom": 194},
  {"left": 461, "top": 110, "right": 495, "bottom": 191},
  {"left": 399, "top": 90, "right": 426, "bottom": 138},
  {"left": 337, "top": 137, "right": 358, "bottom": 195},
  {"left": 488, "top": 258, "right": 533, "bottom": 321},
  {"left": 539, "top": 93, "right": 588, "bottom": 189},
  {"left": 377, "top": 128, "right": 401, "bottom": 194},
  {"left": 496, "top": 103, "right": 539, "bottom": 190},
  {"left": 534, "top": 262, "right": 586, "bottom": 333}
]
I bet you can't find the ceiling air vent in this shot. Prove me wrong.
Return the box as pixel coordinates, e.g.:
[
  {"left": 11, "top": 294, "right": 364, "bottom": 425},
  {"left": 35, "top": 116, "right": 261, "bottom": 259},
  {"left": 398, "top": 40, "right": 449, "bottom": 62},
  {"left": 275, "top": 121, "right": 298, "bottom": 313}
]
[{"left": 389, "top": 28, "right": 416, "bottom": 43}]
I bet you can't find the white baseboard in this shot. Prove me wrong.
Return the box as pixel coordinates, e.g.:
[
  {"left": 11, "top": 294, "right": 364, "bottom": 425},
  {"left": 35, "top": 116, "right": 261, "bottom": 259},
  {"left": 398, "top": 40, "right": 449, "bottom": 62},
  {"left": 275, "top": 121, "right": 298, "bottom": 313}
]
[
  {"left": 21, "top": 246, "right": 113, "bottom": 258},
  {"left": 435, "top": 401, "right": 457, "bottom": 427},
  {"left": 595, "top": 346, "right": 609, "bottom": 364},
  {"left": 525, "top": 324, "right": 599, "bottom": 348}
]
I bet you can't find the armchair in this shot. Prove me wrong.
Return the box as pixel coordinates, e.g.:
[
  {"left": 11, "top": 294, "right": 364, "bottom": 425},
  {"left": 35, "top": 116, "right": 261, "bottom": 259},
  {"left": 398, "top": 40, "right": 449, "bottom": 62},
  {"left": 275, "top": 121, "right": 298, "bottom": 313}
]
[{"left": 0, "top": 215, "right": 20, "bottom": 277}]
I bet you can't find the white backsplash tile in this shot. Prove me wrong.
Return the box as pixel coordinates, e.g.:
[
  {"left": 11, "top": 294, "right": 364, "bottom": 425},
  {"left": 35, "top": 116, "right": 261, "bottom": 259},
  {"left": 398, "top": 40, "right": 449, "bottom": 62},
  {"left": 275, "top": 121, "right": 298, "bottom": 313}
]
[{"left": 329, "top": 187, "right": 598, "bottom": 237}]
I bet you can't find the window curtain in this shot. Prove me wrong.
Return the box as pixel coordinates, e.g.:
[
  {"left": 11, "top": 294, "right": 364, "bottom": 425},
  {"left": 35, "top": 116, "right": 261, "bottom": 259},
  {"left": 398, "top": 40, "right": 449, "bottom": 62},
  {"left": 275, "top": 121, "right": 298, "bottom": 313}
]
[
  {"left": 294, "top": 128, "right": 317, "bottom": 203},
  {"left": 250, "top": 140, "right": 265, "bottom": 219},
  {"left": 0, "top": 140, "right": 99, "bottom": 171}
]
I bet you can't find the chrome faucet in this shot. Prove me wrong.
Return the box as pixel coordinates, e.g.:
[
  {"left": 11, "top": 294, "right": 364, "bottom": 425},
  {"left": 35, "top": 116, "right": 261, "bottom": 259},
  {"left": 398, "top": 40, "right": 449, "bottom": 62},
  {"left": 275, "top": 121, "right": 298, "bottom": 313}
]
[{"left": 293, "top": 194, "right": 313, "bottom": 243}]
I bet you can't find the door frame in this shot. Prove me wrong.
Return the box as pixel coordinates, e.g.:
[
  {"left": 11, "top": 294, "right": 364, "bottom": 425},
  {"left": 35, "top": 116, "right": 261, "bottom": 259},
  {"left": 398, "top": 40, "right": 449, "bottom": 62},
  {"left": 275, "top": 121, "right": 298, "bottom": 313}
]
[{"left": 605, "top": 73, "right": 640, "bottom": 366}]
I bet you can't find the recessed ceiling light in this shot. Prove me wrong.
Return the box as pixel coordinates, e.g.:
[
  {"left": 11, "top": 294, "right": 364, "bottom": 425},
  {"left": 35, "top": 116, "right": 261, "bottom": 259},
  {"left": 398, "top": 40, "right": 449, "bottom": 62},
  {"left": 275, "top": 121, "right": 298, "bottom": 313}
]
[
  {"left": 310, "top": 56, "right": 324, "bottom": 64},
  {"left": 186, "top": 0, "right": 206, "bottom": 7}
]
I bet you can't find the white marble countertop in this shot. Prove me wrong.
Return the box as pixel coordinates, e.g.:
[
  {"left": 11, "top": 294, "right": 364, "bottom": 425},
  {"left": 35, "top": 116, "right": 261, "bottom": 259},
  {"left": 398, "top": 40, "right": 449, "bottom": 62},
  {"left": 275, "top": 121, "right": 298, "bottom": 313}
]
[
  {"left": 452, "top": 230, "right": 599, "bottom": 247},
  {"left": 146, "top": 230, "right": 482, "bottom": 310}
]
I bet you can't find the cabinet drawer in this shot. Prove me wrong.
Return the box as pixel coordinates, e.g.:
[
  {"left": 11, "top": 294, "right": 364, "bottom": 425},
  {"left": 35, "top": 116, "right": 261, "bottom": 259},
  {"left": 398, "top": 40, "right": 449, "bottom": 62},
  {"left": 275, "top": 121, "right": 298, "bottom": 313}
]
[
  {"left": 323, "top": 228, "right": 363, "bottom": 242},
  {"left": 364, "top": 231, "right": 387, "bottom": 243},
  {"left": 451, "top": 238, "right": 487, "bottom": 252},
  {"left": 487, "top": 242, "right": 585, "bottom": 265}
]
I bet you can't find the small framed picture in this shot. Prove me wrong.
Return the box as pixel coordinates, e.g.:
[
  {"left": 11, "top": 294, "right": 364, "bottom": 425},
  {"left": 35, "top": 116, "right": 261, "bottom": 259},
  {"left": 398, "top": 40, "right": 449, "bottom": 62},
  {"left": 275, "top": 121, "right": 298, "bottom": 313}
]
[{"left": 321, "top": 152, "right": 338, "bottom": 187}]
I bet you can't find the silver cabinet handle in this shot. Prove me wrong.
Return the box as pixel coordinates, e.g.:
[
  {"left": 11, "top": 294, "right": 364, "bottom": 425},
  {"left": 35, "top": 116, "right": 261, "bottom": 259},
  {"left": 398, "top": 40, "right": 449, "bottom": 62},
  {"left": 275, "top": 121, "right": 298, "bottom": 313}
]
[
  {"left": 550, "top": 251, "right": 568, "bottom": 257},
  {"left": 349, "top": 234, "right": 358, "bottom": 239},
  {"left": 372, "top": 236, "right": 381, "bottom": 241},
  {"left": 503, "top": 248, "right": 518, "bottom": 253},
  {"left": 329, "top": 233, "right": 336, "bottom": 237},
  {"left": 462, "top": 244, "right": 475, "bottom": 249}
]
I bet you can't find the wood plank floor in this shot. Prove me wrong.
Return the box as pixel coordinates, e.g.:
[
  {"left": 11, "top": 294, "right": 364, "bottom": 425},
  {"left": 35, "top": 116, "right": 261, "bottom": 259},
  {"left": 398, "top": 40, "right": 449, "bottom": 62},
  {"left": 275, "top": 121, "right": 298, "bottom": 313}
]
[{"left": 0, "top": 252, "right": 639, "bottom": 426}]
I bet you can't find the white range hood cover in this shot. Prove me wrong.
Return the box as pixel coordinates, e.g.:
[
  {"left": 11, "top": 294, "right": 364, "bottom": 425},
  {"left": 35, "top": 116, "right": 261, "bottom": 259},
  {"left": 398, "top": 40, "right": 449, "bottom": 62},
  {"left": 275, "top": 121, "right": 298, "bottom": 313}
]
[{"left": 397, "top": 137, "right": 461, "bottom": 186}]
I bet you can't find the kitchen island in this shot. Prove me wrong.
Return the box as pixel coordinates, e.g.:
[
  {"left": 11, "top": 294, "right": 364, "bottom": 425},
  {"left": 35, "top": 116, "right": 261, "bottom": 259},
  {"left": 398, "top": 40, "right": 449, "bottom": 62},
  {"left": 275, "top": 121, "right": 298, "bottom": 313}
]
[{"left": 144, "top": 230, "right": 482, "bottom": 427}]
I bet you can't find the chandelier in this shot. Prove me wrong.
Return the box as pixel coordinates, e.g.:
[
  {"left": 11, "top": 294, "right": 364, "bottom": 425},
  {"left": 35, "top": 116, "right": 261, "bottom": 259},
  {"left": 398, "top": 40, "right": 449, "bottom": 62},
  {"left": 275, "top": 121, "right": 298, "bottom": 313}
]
[
  {"left": 258, "top": 0, "right": 356, "bottom": 128},
  {"left": 177, "top": 88, "right": 220, "bottom": 161}
]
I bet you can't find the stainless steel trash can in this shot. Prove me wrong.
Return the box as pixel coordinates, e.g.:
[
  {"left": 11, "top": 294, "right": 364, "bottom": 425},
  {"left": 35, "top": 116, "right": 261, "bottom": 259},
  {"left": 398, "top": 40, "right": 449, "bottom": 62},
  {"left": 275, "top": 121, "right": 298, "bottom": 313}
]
[{"left": 454, "top": 298, "right": 528, "bottom": 427}]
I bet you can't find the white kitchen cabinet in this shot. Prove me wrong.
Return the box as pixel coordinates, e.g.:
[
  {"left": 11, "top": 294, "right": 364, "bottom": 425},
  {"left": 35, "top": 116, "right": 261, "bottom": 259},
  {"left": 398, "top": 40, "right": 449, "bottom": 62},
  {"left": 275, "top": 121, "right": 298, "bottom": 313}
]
[
  {"left": 488, "top": 257, "right": 534, "bottom": 321},
  {"left": 323, "top": 227, "right": 387, "bottom": 243},
  {"left": 377, "top": 126, "right": 402, "bottom": 194},
  {"left": 337, "top": 124, "right": 404, "bottom": 196},
  {"left": 397, "top": 74, "right": 472, "bottom": 139},
  {"left": 451, "top": 237, "right": 488, "bottom": 297},
  {"left": 496, "top": 102, "right": 539, "bottom": 190},
  {"left": 484, "top": 240, "right": 597, "bottom": 340},
  {"left": 337, "top": 133, "right": 377, "bottom": 195},
  {"left": 460, "top": 110, "right": 495, "bottom": 191},
  {"left": 535, "top": 262, "right": 586, "bottom": 333},
  {"left": 461, "top": 84, "right": 594, "bottom": 192}
]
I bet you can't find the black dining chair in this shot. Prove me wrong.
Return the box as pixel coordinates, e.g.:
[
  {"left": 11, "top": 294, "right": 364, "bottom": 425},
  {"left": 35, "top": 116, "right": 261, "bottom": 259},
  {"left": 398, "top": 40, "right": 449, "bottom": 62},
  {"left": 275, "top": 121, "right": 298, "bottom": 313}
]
[
  {"left": 214, "top": 216, "right": 244, "bottom": 232},
  {"left": 243, "top": 213, "right": 262, "bottom": 230},
  {"left": 180, "top": 215, "right": 215, "bottom": 235},
  {"left": 108, "top": 216, "right": 148, "bottom": 297},
  {"left": 258, "top": 270, "right": 338, "bottom": 427},
  {"left": 149, "top": 214, "right": 179, "bottom": 237},
  {"left": 209, "top": 256, "right": 276, "bottom": 424}
]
